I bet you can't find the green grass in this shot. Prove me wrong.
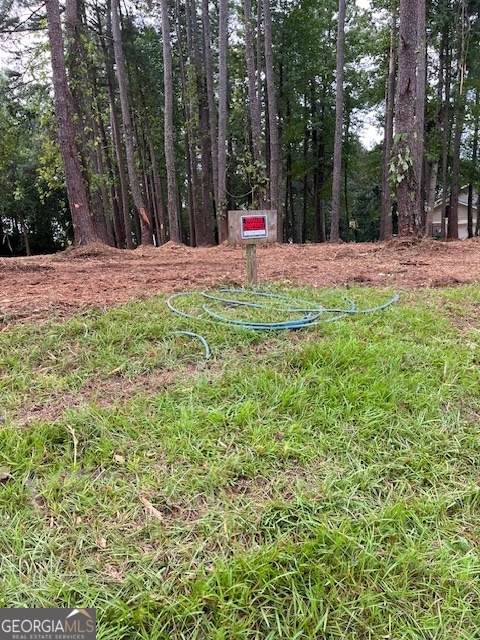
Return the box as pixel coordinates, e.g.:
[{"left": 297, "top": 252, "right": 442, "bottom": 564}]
[{"left": 1, "top": 284, "right": 480, "bottom": 639}]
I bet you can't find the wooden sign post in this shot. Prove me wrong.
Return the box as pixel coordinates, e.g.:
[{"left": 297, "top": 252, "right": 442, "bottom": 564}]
[
  {"left": 228, "top": 210, "right": 277, "bottom": 285},
  {"left": 246, "top": 244, "right": 257, "bottom": 284}
]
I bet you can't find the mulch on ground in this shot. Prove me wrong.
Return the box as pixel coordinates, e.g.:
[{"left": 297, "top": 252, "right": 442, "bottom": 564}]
[{"left": 1, "top": 237, "right": 479, "bottom": 322}]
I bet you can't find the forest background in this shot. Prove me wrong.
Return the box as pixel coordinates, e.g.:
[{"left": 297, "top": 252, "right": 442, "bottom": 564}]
[{"left": 0, "top": 0, "right": 479, "bottom": 255}]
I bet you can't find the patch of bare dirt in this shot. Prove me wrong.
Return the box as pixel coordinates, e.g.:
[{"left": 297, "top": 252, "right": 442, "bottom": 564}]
[
  {"left": 11, "top": 365, "right": 200, "bottom": 427},
  {"left": 1, "top": 238, "right": 479, "bottom": 321}
]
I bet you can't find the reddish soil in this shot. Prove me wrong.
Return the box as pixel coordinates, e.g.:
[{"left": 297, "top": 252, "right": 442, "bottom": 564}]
[{"left": 1, "top": 237, "right": 480, "bottom": 322}]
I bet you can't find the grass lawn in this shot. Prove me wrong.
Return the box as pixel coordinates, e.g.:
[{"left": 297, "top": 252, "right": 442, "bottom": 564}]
[{"left": 1, "top": 285, "right": 480, "bottom": 639}]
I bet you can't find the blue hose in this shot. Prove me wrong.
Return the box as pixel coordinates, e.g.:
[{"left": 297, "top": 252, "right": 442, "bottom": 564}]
[
  {"left": 170, "top": 331, "right": 211, "bottom": 359},
  {"left": 167, "top": 289, "right": 399, "bottom": 332}
]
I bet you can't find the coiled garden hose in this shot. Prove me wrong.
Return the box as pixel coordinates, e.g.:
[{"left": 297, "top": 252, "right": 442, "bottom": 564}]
[{"left": 167, "top": 289, "right": 399, "bottom": 332}]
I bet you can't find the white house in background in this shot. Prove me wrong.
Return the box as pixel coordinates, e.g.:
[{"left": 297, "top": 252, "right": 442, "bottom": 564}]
[{"left": 431, "top": 187, "right": 478, "bottom": 239}]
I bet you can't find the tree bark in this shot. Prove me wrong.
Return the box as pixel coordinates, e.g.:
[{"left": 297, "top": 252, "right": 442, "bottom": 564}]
[
  {"left": 393, "top": 0, "right": 418, "bottom": 236},
  {"left": 217, "top": 0, "right": 228, "bottom": 242},
  {"left": 263, "top": 0, "right": 282, "bottom": 241},
  {"left": 448, "top": 100, "right": 463, "bottom": 239},
  {"left": 440, "top": 42, "right": 451, "bottom": 240},
  {"left": 381, "top": 13, "right": 396, "bottom": 240},
  {"left": 65, "top": 0, "right": 113, "bottom": 244},
  {"left": 448, "top": 0, "right": 469, "bottom": 240},
  {"left": 468, "top": 89, "right": 479, "bottom": 239},
  {"left": 312, "top": 84, "right": 326, "bottom": 243},
  {"left": 111, "top": 0, "right": 152, "bottom": 245},
  {"left": 98, "top": 0, "right": 132, "bottom": 248},
  {"left": 174, "top": 0, "right": 200, "bottom": 245},
  {"left": 476, "top": 195, "right": 480, "bottom": 237},
  {"left": 425, "top": 161, "right": 438, "bottom": 236},
  {"left": 330, "top": 0, "right": 346, "bottom": 242},
  {"left": 190, "top": 0, "right": 214, "bottom": 244},
  {"left": 243, "top": 0, "right": 265, "bottom": 206},
  {"left": 45, "top": 0, "right": 98, "bottom": 246},
  {"left": 201, "top": 0, "right": 219, "bottom": 218},
  {"left": 413, "top": 0, "right": 426, "bottom": 226},
  {"left": 161, "top": 0, "right": 181, "bottom": 243}
]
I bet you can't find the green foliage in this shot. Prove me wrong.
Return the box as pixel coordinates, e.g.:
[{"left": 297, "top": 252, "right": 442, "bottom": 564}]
[
  {"left": 0, "top": 73, "right": 69, "bottom": 254},
  {"left": 389, "top": 134, "right": 414, "bottom": 193},
  {"left": 348, "top": 143, "right": 384, "bottom": 241}
]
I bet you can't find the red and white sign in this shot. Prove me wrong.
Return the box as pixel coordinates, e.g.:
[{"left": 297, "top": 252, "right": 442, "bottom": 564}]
[{"left": 241, "top": 215, "right": 268, "bottom": 239}]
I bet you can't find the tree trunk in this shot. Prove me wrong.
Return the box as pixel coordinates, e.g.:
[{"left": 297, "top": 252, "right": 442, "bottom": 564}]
[
  {"left": 302, "top": 100, "right": 309, "bottom": 243},
  {"left": 312, "top": 84, "right": 326, "bottom": 243},
  {"left": 425, "top": 160, "right": 438, "bottom": 236},
  {"left": 243, "top": 0, "right": 264, "bottom": 206},
  {"left": 201, "top": 0, "right": 219, "bottom": 219},
  {"left": 65, "top": 0, "right": 113, "bottom": 244},
  {"left": 161, "top": 0, "right": 181, "bottom": 242},
  {"left": 111, "top": 0, "right": 152, "bottom": 245},
  {"left": 448, "top": 0, "right": 469, "bottom": 240},
  {"left": 440, "top": 43, "right": 451, "bottom": 240},
  {"left": 330, "top": 0, "right": 346, "bottom": 242},
  {"left": 467, "top": 183, "right": 474, "bottom": 239},
  {"left": 381, "top": 13, "right": 396, "bottom": 240},
  {"left": 190, "top": 0, "right": 214, "bottom": 244},
  {"left": 217, "top": 0, "right": 228, "bottom": 242},
  {"left": 468, "top": 89, "right": 479, "bottom": 239},
  {"left": 344, "top": 112, "right": 350, "bottom": 241},
  {"left": 263, "top": 0, "right": 282, "bottom": 241},
  {"left": 174, "top": 0, "right": 200, "bottom": 245},
  {"left": 476, "top": 194, "right": 480, "bottom": 237},
  {"left": 97, "top": 0, "right": 132, "bottom": 248},
  {"left": 110, "top": 102, "right": 133, "bottom": 248},
  {"left": 413, "top": 0, "right": 426, "bottom": 226},
  {"left": 134, "top": 116, "right": 155, "bottom": 239},
  {"left": 147, "top": 135, "right": 167, "bottom": 245},
  {"left": 393, "top": 0, "right": 418, "bottom": 236},
  {"left": 19, "top": 212, "right": 31, "bottom": 256},
  {"left": 45, "top": 0, "right": 97, "bottom": 246},
  {"left": 448, "top": 100, "right": 463, "bottom": 239}
]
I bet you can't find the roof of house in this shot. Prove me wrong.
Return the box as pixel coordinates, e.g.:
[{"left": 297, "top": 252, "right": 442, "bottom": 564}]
[{"left": 434, "top": 186, "right": 478, "bottom": 209}]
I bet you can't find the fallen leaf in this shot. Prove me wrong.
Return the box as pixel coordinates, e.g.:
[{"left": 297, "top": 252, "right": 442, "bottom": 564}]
[
  {"left": 114, "top": 454, "right": 125, "bottom": 464},
  {"left": 0, "top": 466, "right": 10, "bottom": 481},
  {"left": 139, "top": 496, "right": 164, "bottom": 521},
  {"left": 108, "top": 363, "right": 127, "bottom": 375},
  {"left": 98, "top": 537, "right": 107, "bottom": 548}
]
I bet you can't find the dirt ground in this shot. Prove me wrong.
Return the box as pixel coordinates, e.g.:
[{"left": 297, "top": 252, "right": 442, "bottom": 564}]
[{"left": 1, "top": 237, "right": 480, "bottom": 322}]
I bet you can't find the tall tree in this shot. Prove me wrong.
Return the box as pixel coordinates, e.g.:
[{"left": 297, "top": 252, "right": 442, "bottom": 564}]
[
  {"left": 440, "top": 41, "right": 451, "bottom": 239},
  {"left": 467, "top": 87, "right": 479, "bottom": 238},
  {"left": 330, "top": 0, "right": 346, "bottom": 242},
  {"left": 413, "top": 0, "right": 426, "bottom": 227},
  {"left": 448, "top": 0, "right": 469, "bottom": 239},
  {"left": 174, "top": 0, "right": 200, "bottom": 245},
  {"left": 381, "top": 12, "right": 396, "bottom": 240},
  {"left": 217, "top": 0, "right": 228, "bottom": 242},
  {"left": 243, "top": 0, "right": 265, "bottom": 206},
  {"left": 97, "top": 0, "right": 133, "bottom": 248},
  {"left": 393, "top": 0, "right": 419, "bottom": 236},
  {"left": 45, "top": 0, "right": 98, "bottom": 246},
  {"left": 160, "top": 0, "right": 181, "bottom": 242},
  {"left": 201, "top": 0, "right": 219, "bottom": 222},
  {"left": 190, "top": 0, "right": 214, "bottom": 244},
  {"left": 263, "top": 0, "right": 282, "bottom": 240},
  {"left": 111, "top": 0, "right": 153, "bottom": 245}
]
